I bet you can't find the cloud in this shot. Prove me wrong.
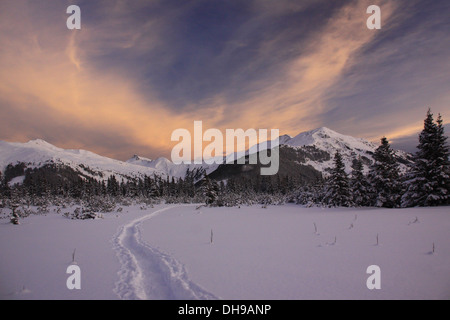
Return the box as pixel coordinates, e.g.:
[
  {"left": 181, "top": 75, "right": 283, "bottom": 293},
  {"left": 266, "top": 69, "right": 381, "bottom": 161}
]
[
  {"left": 390, "top": 123, "right": 450, "bottom": 153},
  {"left": 200, "top": 0, "right": 399, "bottom": 132},
  {"left": 321, "top": 0, "right": 450, "bottom": 142},
  {"left": 0, "top": 0, "right": 448, "bottom": 161},
  {"left": 0, "top": 0, "right": 196, "bottom": 159}
]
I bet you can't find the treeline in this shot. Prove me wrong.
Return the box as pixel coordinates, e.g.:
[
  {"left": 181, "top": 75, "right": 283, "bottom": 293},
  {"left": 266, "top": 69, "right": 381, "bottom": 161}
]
[
  {"left": 0, "top": 160, "right": 306, "bottom": 209},
  {"left": 0, "top": 109, "right": 448, "bottom": 213},
  {"left": 0, "top": 164, "right": 201, "bottom": 202}
]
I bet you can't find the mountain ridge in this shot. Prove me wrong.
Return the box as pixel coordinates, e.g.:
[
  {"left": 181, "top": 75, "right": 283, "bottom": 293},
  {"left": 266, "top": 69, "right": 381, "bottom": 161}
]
[
  {"left": 0, "top": 127, "right": 413, "bottom": 186},
  {"left": 0, "top": 139, "right": 168, "bottom": 183},
  {"left": 281, "top": 127, "right": 411, "bottom": 174}
]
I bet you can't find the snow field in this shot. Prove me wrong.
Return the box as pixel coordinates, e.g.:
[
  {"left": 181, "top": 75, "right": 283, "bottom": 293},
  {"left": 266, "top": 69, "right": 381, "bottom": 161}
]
[
  {"left": 0, "top": 204, "right": 449, "bottom": 300},
  {"left": 112, "top": 204, "right": 217, "bottom": 300},
  {"left": 140, "top": 205, "right": 450, "bottom": 299},
  {"left": 0, "top": 205, "right": 160, "bottom": 299}
]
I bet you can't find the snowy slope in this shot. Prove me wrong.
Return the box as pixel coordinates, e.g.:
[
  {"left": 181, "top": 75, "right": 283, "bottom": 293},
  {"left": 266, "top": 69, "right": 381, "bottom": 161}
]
[
  {"left": 211, "top": 127, "right": 412, "bottom": 181},
  {"left": 126, "top": 155, "right": 219, "bottom": 180},
  {"left": 0, "top": 139, "right": 167, "bottom": 182},
  {"left": 282, "top": 127, "right": 412, "bottom": 174},
  {"left": 126, "top": 155, "right": 153, "bottom": 167},
  {"left": 0, "top": 127, "right": 413, "bottom": 183},
  {"left": 286, "top": 127, "right": 376, "bottom": 150}
]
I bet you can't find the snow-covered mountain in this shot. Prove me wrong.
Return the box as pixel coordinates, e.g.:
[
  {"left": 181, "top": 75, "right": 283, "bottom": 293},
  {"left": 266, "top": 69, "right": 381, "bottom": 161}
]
[
  {"left": 286, "top": 127, "right": 375, "bottom": 150},
  {"left": 281, "top": 127, "right": 412, "bottom": 174},
  {"left": 0, "top": 139, "right": 168, "bottom": 182},
  {"left": 126, "top": 155, "right": 219, "bottom": 180},
  {"left": 0, "top": 127, "right": 413, "bottom": 186},
  {"left": 208, "top": 127, "right": 413, "bottom": 183}
]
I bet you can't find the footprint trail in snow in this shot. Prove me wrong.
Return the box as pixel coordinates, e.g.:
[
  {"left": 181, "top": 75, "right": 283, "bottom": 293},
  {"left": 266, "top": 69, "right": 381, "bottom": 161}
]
[{"left": 112, "top": 205, "right": 218, "bottom": 300}]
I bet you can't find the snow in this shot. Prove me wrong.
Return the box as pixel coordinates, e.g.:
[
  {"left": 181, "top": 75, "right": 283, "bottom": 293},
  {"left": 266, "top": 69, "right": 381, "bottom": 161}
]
[
  {"left": 0, "top": 208, "right": 122, "bottom": 299},
  {"left": 0, "top": 140, "right": 167, "bottom": 181},
  {"left": 112, "top": 205, "right": 217, "bottom": 300},
  {"left": 8, "top": 175, "right": 25, "bottom": 187},
  {"left": 286, "top": 127, "right": 376, "bottom": 151},
  {"left": 0, "top": 126, "right": 412, "bottom": 182},
  {"left": 127, "top": 127, "right": 392, "bottom": 177},
  {"left": 1, "top": 204, "right": 449, "bottom": 300},
  {"left": 278, "top": 134, "right": 293, "bottom": 145},
  {"left": 141, "top": 205, "right": 450, "bottom": 299},
  {"left": 126, "top": 155, "right": 153, "bottom": 165},
  {"left": 127, "top": 155, "right": 219, "bottom": 179},
  {"left": 283, "top": 127, "right": 411, "bottom": 174}
]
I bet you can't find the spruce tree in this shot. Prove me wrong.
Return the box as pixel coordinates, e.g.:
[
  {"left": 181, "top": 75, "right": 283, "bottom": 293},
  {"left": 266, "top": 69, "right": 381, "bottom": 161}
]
[
  {"left": 202, "top": 173, "right": 219, "bottom": 206},
  {"left": 323, "top": 151, "right": 352, "bottom": 207},
  {"left": 434, "top": 114, "right": 450, "bottom": 205},
  {"left": 351, "top": 156, "right": 370, "bottom": 206},
  {"left": 8, "top": 187, "right": 21, "bottom": 225},
  {"left": 369, "top": 137, "right": 401, "bottom": 208},
  {"left": 402, "top": 110, "right": 450, "bottom": 206}
]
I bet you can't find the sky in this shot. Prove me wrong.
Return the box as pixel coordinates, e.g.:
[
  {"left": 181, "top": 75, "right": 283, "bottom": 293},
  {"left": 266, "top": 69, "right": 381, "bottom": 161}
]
[{"left": 0, "top": 0, "right": 449, "bottom": 160}]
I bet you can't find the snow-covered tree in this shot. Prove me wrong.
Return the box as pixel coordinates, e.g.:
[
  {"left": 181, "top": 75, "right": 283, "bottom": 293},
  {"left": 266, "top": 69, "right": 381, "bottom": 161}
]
[
  {"left": 323, "top": 151, "right": 353, "bottom": 207},
  {"left": 350, "top": 156, "right": 371, "bottom": 206},
  {"left": 369, "top": 137, "right": 401, "bottom": 208},
  {"left": 296, "top": 184, "right": 323, "bottom": 207},
  {"left": 8, "top": 187, "right": 22, "bottom": 224},
  {"left": 402, "top": 109, "right": 450, "bottom": 207},
  {"left": 201, "top": 174, "right": 220, "bottom": 206},
  {"left": 435, "top": 114, "right": 450, "bottom": 205}
]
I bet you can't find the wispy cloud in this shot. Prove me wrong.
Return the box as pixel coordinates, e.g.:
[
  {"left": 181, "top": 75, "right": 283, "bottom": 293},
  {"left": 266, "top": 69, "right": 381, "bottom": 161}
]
[
  {"left": 321, "top": 0, "right": 450, "bottom": 142},
  {"left": 0, "top": 1, "right": 195, "bottom": 159},
  {"left": 0, "top": 0, "right": 448, "bottom": 160},
  {"left": 202, "top": 0, "right": 399, "bottom": 131}
]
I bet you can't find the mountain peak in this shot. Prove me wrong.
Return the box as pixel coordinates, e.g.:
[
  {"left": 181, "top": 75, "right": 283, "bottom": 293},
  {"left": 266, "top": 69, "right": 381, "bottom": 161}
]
[
  {"left": 154, "top": 156, "right": 172, "bottom": 164},
  {"left": 313, "top": 127, "right": 337, "bottom": 134},
  {"left": 25, "top": 139, "right": 60, "bottom": 150},
  {"left": 130, "top": 154, "right": 144, "bottom": 161},
  {"left": 285, "top": 127, "right": 377, "bottom": 152},
  {"left": 27, "top": 138, "right": 51, "bottom": 145},
  {"left": 126, "top": 154, "right": 152, "bottom": 163},
  {"left": 278, "top": 134, "right": 292, "bottom": 145},
  {"left": 0, "top": 140, "right": 167, "bottom": 179}
]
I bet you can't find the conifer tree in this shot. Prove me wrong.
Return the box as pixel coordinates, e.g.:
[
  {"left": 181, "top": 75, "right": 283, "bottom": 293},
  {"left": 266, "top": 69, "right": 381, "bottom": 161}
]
[
  {"left": 434, "top": 114, "right": 450, "bottom": 205},
  {"left": 202, "top": 173, "right": 219, "bottom": 206},
  {"left": 402, "top": 109, "right": 450, "bottom": 206},
  {"left": 323, "top": 151, "right": 352, "bottom": 207},
  {"left": 369, "top": 137, "right": 401, "bottom": 208},
  {"left": 8, "top": 187, "right": 21, "bottom": 225},
  {"left": 351, "top": 156, "right": 370, "bottom": 206}
]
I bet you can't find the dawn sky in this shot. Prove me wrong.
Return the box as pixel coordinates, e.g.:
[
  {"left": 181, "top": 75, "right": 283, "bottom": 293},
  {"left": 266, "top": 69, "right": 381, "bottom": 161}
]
[{"left": 0, "top": 0, "right": 449, "bottom": 160}]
